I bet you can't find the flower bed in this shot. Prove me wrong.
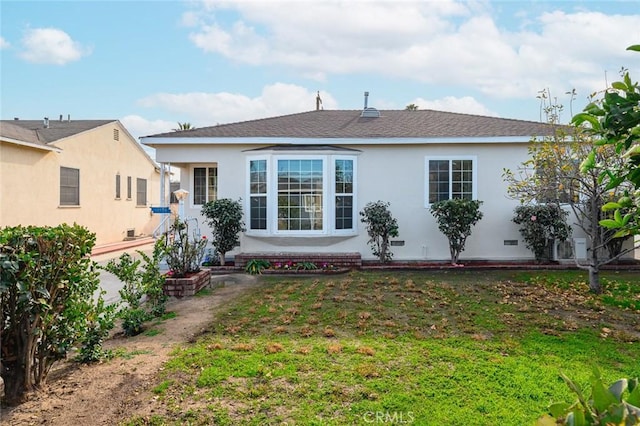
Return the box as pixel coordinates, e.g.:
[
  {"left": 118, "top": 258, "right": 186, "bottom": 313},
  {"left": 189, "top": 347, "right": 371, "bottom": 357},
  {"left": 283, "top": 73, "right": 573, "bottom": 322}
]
[{"left": 163, "top": 269, "right": 211, "bottom": 298}]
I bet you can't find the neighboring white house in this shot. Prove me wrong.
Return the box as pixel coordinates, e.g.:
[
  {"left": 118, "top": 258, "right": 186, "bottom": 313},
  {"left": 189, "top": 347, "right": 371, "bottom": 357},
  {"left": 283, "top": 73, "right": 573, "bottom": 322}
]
[{"left": 141, "top": 105, "right": 607, "bottom": 263}]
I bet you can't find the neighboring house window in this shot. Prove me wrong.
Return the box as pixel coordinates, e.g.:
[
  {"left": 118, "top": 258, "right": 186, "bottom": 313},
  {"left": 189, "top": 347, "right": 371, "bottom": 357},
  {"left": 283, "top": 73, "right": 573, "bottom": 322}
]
[
  {"left": 115, "top": 174, "right": 121, "bottom": 199},
  {"left": 60, "top": 167, "right": 80, "bottom": 206},
  {"left": 249, "top": 160, "right": 267, "bottom": 230},
  {"left": 136, "top": 178, "right": 147, "bottom": 206},
  {"left": 127, "top": 176, "right": 132, "bottom": 199},
  {"left": 113, "top": 129, "right": 119, "bottom": 141},
  {"left": 193, "top": 166, "right": 218, "bottom": 205},
  {"left": 425, "top": 157, "right": 477, "bottom": 205},
  {"left": 247, "top": 154, "right": 357, "bottom": 235}
]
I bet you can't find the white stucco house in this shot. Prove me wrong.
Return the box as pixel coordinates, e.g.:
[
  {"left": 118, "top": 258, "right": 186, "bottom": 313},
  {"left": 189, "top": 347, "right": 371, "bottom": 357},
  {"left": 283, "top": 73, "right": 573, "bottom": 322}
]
[{"left": 141, "top": 105, "right": 584, "bottom": 264}]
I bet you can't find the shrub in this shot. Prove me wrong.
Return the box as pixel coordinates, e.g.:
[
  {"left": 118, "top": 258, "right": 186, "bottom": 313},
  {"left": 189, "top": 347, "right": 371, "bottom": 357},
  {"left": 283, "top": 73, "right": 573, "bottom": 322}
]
[
  {"left": 201, "top": 198, "right": 246, "bottom": 266},
  {"left": 101, "top": 240, "right": 168, "bottom": 335},
  {"left": 295, "top": 261, "right": 318, "bottom": 271},
  {"left": 537, "top": 369, "right": 640, "bottom": 425},
  {"left": 160, "top": 218, "right": 208, "bottom": 277},
  {"left": 430, "top": 199, "right": 484, "bottom": 265},
  {"left": 0, "top": 224, "right": 104, "bottom": 403},
  {"left": 138, "top": 240, "right": 168, "bottom": 317},
  {"left": 120, "top": 308, "right": 150, "bottom": 337},
  {"left": 513, "top": 204, "right": 571, "bottom": 262},
  {"left": 360, "top": 201, "right": 399, "bottom": 263},
  {"left": 76, "top": 294, "right": 117, "bottom": 363},
  {"left": 245, "top": 259, "right": 271, "bottom": 275}
]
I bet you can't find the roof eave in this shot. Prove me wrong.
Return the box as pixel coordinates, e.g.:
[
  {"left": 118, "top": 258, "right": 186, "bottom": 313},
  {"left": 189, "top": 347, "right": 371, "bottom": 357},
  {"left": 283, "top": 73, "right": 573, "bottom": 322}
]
[
  {"left": 141, "top": 135, "right": 541, "bottom": 146},
  {"left": 1, "top": 138, "right": 62, "bottom": 152}
]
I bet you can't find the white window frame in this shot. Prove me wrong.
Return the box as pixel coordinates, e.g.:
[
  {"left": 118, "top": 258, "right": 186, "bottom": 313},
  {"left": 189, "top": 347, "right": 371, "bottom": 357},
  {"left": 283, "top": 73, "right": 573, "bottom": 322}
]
[
  {"left": 248, "top": 156, "right": 269, "bottom": 233},
  {"left": 190, "top": 164, "right": 218, "bottom": 207},
  {"left": 424, "top": 156, "right": 478, "bottom": 207},
  {"left": 332, "top": 156, "right": 357, "bottom": 235},
  {"left": 245, "top": 153, "right": 358, "bottom": 237}
]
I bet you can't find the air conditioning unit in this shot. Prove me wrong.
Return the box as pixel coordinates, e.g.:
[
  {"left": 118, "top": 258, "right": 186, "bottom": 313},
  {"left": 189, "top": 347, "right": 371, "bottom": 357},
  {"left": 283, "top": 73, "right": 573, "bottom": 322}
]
[
  {"left": 553, "top": 238, "right": 587, "bottom": 261},
  {"left": 126, "top": 228, "right": 135, "bottom": 239}
]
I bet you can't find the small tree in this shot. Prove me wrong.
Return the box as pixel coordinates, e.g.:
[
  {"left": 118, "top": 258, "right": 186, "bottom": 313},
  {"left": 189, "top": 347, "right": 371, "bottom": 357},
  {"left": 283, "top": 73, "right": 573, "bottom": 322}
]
[
  {"left": 360, "top": 201, "right": 399, "bottom": 263},
  {"left": 512, "top": 204, "right": 572, "bottom": 263},
  {"left": 201, "top": 198, "right": 246, "bottom": 266},
  {"left": 505, "top": 88, "right": 638, "bottom": 293},
  {"left": 430, "top": 199, "right": 483, "bottom": 265}
]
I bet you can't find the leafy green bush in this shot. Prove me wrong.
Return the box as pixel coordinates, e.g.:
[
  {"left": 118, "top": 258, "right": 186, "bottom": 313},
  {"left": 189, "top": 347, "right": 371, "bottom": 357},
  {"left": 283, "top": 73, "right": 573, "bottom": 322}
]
[
  {"left": 0, "top": 224, "right": 104, "bottom": 403},
  {"left": 201, "top": 198, "right": 246, "bottom": 266},
  {"left": 120, "top": 308, "right": 150, "bottom": 337},
  {"left": 76, "top": 293, "right": 117, "bottom": 363},
  {"left": 430, "top": 199, "right": 484, "bottom": 265},
  {"left": 538, "top": 369, "right": 640, "bottom": 425},
  {"left": 138, "top": 240, "right": 168, "bottom": 317},
  {"left": 101, "top": 240, "right": 168, "bottom": 336},
  {"left": 513, "top": 204, "right": 571, "bottom": 262},
  {"left": 360, "top": 201, "right": 399, "bottom": 263},
  {"left": 295, "top": 261, "right": 318, "bottom": 271},
  {"left": 245, "top": 259, "right": 271, "bottom": 275}
]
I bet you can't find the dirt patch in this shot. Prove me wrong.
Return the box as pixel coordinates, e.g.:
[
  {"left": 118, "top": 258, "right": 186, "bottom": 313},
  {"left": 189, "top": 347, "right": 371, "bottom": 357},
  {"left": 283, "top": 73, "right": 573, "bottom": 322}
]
[{"left": 0, "top": 274, "right": 260, "bottom": 426}]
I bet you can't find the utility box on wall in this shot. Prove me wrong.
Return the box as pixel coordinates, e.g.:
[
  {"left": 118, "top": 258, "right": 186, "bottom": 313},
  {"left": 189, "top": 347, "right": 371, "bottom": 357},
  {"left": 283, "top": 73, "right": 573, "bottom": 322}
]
[{"left": 554, "top": 238, "right": 587, "bottom": 262}]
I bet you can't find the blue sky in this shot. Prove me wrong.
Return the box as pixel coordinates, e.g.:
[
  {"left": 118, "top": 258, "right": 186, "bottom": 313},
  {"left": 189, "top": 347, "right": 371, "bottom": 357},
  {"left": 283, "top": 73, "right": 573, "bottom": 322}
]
[{"left": 2, "top": 0, "right": 640, "bottom": 146}]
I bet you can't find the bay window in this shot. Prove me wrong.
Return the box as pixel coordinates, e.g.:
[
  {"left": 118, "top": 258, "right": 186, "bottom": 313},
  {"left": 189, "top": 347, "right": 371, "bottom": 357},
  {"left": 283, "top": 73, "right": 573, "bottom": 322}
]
[{"left": 248, "top": 153, "right": 357, "bottom": 235}]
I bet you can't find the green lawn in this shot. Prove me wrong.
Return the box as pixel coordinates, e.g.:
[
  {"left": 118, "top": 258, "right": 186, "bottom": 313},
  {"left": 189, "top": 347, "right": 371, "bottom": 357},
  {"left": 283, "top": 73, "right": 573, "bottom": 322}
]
[{"left": 124, "top": 270, "right": 640, "bottom": 425}]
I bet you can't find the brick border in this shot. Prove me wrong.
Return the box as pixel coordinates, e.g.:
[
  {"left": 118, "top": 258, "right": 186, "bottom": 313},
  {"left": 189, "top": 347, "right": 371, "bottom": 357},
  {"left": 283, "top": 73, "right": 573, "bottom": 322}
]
[{"left": 163, "top": 269, "right": 211, "bottom": 298}]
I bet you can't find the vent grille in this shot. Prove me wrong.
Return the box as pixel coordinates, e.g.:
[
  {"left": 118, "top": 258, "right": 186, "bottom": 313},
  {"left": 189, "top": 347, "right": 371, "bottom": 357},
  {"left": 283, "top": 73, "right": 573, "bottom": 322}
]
[
  {"left": 113, "top": 129, "right": 120, "bottom": 141},
  {"left": 360, "top": 107, "right": 380, "bottom": 118},
  {"left": 126, "top": 229, "right": 135, "bottom": 238}
]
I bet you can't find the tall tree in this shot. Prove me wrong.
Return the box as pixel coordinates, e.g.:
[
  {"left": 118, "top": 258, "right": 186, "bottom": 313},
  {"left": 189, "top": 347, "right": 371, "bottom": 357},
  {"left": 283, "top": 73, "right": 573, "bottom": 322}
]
[
  {"left": 405, "top": 103, "right": 419, "bottom": 111},
  {"left": 504, "top": 101, "right": 637, "bottom": 293},
  {"left": 573, "top": 45, "right": 640, "bottom": 238}
]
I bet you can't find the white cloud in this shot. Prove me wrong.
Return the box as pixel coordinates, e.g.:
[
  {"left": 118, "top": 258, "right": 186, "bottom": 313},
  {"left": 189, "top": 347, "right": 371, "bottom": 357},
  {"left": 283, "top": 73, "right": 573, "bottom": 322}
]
[
  {"left": 0, "top": 37, "right": 10, "bottom": 49},
  {"left": 409, "top": 96, "right": 498, "bottom": 116},
  {"left": 120, "top": 115, "right": 176, "bottom": 140},
  {"left": 137, "top": 83, "right": 337, "bottom": 126},
  {"left": 19, "top": 28, "right": 90, "bottom": 65},
  {"left": 184, "top": 2, "right": 640, "bottom": 99}
]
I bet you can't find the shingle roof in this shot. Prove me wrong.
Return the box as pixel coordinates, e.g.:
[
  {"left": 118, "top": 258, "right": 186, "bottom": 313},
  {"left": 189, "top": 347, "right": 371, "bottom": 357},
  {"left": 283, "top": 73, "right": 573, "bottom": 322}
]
[
  {"left": 0, "top": 121, "right": 43, "bottom": 145},
  {"left": 144, "top": 110, "right": 557, "bottom": 139},
  {"left": 0, "top": 119, "right": 116, "bottom": 144}
]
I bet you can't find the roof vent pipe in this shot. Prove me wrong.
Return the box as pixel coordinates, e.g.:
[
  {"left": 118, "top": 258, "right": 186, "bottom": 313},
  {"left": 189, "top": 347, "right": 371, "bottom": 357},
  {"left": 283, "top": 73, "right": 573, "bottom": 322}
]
[
  {"left": 59, "top": 114, "right": 63, "bottom": 121},
  {"left": 67, "top": 114, "right": 70, "bottom": 123},
  {"left": 364, "top": 91, "right": 369, "bottom": 109},
  {"left": 44, "top": 117, "right": 49, "bottom": 128}
]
